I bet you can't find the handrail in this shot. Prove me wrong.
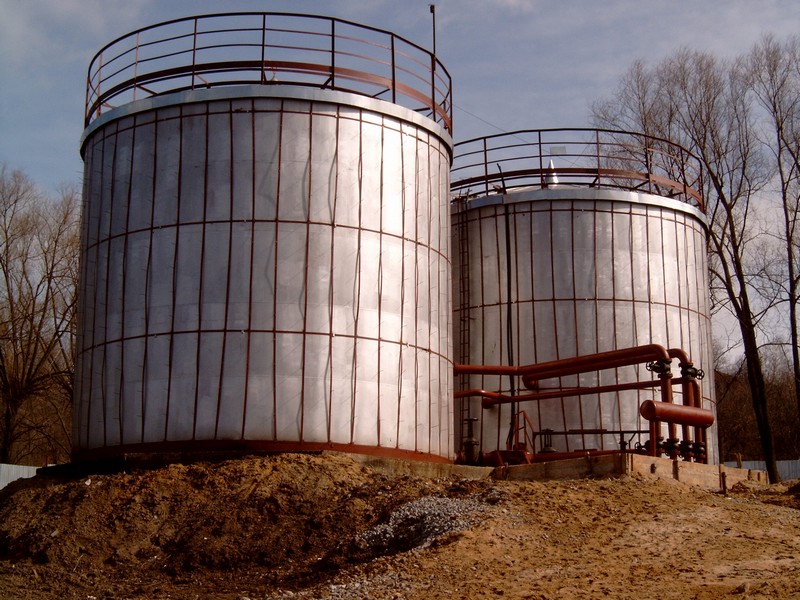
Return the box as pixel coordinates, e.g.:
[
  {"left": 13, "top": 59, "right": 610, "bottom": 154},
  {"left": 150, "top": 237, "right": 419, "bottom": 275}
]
[
  {"left": 84, "top": 12, "right": 452, "bottom": 133},
  {"left": 451, "top": 128, "right": 704, "bottom": 211}
]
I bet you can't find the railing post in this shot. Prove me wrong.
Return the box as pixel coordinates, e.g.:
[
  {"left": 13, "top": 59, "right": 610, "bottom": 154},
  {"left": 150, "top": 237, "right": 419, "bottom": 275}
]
[
  {"left": 191, "top": 17, "right": 198, "bottom": 90},
  {"left": 538, "top": 131, "right": 544, "bottom": 188},
  {"left": 431, "top": 53, "right": 437, "bottom": 124},
  {"left": 260, "top": 14, "right": 267, "bottom": 83},
  {"left": 133, "top": 32, "right": 140, "bottom": 101},
  {"left": 83, "top": 13, "right": 452, "bottom": 133},
  {"left": 483, "top": 138, "right": 490, "bottom": 197},
  {"left": 330, "top": 19, "right": 336, "bottom": 89},
  {"left": 595, "top": 129, "right": 601, "bottom": 185},
  {"left": 644, "top": 134, "right": 653, "bottom": 195},
  {"left": 390, "top": 35, "right": 397, "bottom": 104},
  {"left": 96, "top": 51, "right": 103, "bottom": 120},
  {"left": 86, "top": 52, "right": 100, "bottom": 125},
  {"left": 680, "top": 147, "right": 691, "bottom": 207},
  {"left": 447, "top": 74, "right": 452, "bottom": 132}
]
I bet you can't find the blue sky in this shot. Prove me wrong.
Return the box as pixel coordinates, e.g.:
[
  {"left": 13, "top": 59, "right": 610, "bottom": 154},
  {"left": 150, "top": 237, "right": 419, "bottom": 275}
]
[{"left": 0, "top": 0, "right": 797, "bottom": 195}]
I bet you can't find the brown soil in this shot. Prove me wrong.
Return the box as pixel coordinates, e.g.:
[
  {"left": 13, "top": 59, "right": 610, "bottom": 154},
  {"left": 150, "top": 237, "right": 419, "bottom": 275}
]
[{"left": 1, "top": 453, "right": 800, "bottom": 599}]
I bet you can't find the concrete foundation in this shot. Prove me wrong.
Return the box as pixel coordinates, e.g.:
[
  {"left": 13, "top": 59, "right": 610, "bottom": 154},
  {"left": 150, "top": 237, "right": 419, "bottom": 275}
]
[
  {"left": 348, "top": 451, "right": 769, "bottom": 492},
  {"left": 498, "top": 453, "right": 768, "bottom": 491}
]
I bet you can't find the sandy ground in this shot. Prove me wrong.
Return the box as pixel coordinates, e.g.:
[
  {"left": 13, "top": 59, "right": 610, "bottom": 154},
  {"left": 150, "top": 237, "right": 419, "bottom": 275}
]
[{"left": 1, "top": 453, "right": 799, "bottom": 599}]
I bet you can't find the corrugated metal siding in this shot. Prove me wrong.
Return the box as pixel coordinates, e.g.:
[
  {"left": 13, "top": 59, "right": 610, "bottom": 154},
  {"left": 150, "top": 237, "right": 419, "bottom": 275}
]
[
  {"left": 454, "top": 190, "right": 716, "bottom": 460},
  {"left": 0, "top": 463, "right": 38, "bottom": 490},
  {"left": 75, "top": 88, "right": 454, "bottom": 461},
  {"left": 724, "top": 460, "right": 800, "bottom": 481}
]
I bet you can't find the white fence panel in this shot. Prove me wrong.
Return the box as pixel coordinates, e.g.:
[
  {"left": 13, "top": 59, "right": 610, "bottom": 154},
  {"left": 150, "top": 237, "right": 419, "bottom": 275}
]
[{"left": 724, "top": 460, "right": 800, "bottom": 481}]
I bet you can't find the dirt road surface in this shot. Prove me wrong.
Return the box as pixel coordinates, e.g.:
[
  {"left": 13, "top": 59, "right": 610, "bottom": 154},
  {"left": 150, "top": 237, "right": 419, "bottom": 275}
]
[{"left": 1, "top": 453, "right": 799, "bottom": 599}]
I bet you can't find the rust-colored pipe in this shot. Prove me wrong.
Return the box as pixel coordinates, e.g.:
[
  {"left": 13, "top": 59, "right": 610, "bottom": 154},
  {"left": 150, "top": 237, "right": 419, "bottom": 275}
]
[
  {"left": 656, "top": 363, "right": 677, "bottom": 451},
  {"left": 669, "top": 348, "right": 708, "bottom": 455},
  {"left": 455, "top": 389, "right": 508, "bottom": 402},
  {"left": 521, "top": 374, "right": 539, "bottom": 391},
  {"left": 480, "top": 379, "right": 663, "bottom": 408},
  {"left": 639, "top": 400, "right": 714, "bottom": 428},
  {"left": 667, "top": 347, "right": 691, "bottom": 365},
  {"left": 455, "top": 344, "right": 671, "bottom": 380}
]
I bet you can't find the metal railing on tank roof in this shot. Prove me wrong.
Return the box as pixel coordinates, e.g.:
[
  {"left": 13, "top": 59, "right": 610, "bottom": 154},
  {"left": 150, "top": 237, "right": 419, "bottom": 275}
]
[
  {"left": 84, "top": 12, "right": 452, "bottom": 132},
  {"left": 451, "top": 129, "right": 705, "bottom": 211}
]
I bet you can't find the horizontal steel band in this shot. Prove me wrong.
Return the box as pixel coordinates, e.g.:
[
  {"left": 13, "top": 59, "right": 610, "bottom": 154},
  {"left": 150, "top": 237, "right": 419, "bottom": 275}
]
[
  {"left": 73, "top": 440, "right": 454, "bottom": 464},
  {"left": 82, "top": 85, "right": 452, "bottom": 152}
]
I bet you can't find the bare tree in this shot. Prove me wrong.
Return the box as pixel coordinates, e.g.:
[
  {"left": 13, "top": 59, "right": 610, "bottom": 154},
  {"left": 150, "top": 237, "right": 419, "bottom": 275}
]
[
  {"left": 593, "top": 49, "right": 780, "bottom": 482},
  {"left": 717, "top": 345, "right": 800, "bottom": 462},
  {"left": 747, "top": 35, "right": 800, "bottom": 418},
  {"left": 0, "top": 165, "right": 79, "bottom": 465}
]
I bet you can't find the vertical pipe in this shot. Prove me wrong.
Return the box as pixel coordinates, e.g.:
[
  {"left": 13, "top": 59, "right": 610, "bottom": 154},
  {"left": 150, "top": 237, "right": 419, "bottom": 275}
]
[
  {"left": 429, "top": 4, "right": 437, "bottom": 123},
  {"left": 213, "top": 103, "right": 236, "bottom": 440},
  {"left": 681, "top": 373, "right": 694, "bottom": 451},
  {"left": 190, "top": 104, "right": 210, "bottom": 441},
  {"left": 503, "top": 203, "right": 516, "bottom": 449},
  {"left": 395, "top": 115, "right": 406, "bottom": 449},
  {"left": 659, "top": 368, "right": 676, "bottom": 457},
  {"left": 100, "top": 123, "right": 118, "bottom": 448},
  {"left": 141, "top": 108, "right": 159, "bottom": 443},
  {"left": 299, "top": 104, "right": 314, "bottom": 443},
  {"left": 271, "top": 106, "right": 285, "bottom": 440},
  {"left": 326, "top": 106, "right": 342, "bottom": 444},
  {"left": 430, "top": 4, "right": 437, "bottom": 56},
  {"left": 241, "top": 99, "right": 257, "bottom": 440},
  {"left": 649, "top": 419, "right": 659, "bottom": 457},
  {"left": 164, "top": 107, "right": 184, "bottom": 442},
  {"left": 119, "top": 114, "right": 139, "bottom": 447}
]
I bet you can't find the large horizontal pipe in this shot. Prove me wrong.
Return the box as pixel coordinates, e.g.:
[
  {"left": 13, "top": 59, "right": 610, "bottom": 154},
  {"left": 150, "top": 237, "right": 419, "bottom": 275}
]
[
  {"left": 639, "top": 400, "right": 714, "bottom": 428},
  {"left": 478, "top": 379, "right": 664, "bottom": 408},
  {"left": 455, "top": 343, "right": 672, "bottom": 380}
]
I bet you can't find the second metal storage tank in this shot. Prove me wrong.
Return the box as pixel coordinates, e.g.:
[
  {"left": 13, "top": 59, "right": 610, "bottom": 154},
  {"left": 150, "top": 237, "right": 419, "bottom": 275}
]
[
  {"left": 451, "top": 130, "right": 717, "bottom": 463},
  {"left": 74, "top": 13, "right": 454, "bottom": 461}
]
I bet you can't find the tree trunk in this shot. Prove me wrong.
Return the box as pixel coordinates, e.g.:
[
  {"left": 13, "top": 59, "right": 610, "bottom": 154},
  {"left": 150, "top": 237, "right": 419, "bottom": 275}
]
[
  {"left": 741, "top": 321, "right": 780, "bottom": 482},
  {"left": 1, "top": 402, "right": 13, "bottom": 464}
]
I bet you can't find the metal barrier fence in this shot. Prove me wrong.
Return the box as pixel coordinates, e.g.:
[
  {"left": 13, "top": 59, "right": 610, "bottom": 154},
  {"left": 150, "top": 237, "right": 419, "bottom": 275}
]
[
  {"left": 85, "top": 12, "right": 452, "bottom": 132},
  {"left": 451, "top": 129, "right": 704, "bottom": 211},
  {"left": 0, "top": 463, "right": 38, "bottom": 490},
  {"left": 725, "top": 460, "right": 800, "bottom": 481}
]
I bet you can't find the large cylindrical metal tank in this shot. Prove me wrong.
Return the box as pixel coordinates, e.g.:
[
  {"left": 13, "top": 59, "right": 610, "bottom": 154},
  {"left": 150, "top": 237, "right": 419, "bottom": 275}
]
[
  {"left": 451, "top": 130, "right": 717, "bottom": 463},
  {"left": 74, "top": 14, "right": 454, "bottom": 461}
]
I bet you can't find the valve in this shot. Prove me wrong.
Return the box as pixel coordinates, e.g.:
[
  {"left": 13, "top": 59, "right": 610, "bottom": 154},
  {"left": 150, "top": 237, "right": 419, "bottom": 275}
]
[
  {"left": 692, "top": 441, "right": 707, "bottom": 461},
  {"left": 462, "top": 417, "right": 480, "bottom": 465},
  {"left": 679, "top": 439, "right": 694, "bottom": 460},
  {"left": 679, "top": 362, "right": 705, "bottom": 380},
  {"left": 663, "top": 437, "right": 680, "bottom": 459},
  {"left": 640, "top": 437, "right": 666, "bottom": 456},
  {"left": 646, "top": 360, "right": 672, "bottom": 377}
]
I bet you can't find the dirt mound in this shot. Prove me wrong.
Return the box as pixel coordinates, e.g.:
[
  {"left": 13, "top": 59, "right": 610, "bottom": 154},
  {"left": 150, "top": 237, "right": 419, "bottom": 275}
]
[{"left": 2, "top": 453, "right": 800, "bottom": 599}]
